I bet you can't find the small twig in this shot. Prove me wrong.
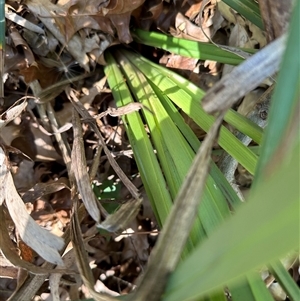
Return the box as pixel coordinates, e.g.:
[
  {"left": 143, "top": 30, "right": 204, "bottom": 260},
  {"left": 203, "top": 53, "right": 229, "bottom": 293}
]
[
  {"left": 94, "top": 102, "right": 153, "bottom": 120},
  {"left": 66, "top": 87, "right": 140, "bottom": 201},
  {"left": 46, "top": 102, "right": 72, "bottom": 172},
  {"left": 89, "top": 144, "right": 103, "bottom": 181}
]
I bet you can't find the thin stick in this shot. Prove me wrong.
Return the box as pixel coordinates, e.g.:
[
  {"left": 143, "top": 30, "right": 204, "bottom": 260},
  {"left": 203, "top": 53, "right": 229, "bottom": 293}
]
[{"left": 0, "top": 0, "right": 5, "bottom": 105}]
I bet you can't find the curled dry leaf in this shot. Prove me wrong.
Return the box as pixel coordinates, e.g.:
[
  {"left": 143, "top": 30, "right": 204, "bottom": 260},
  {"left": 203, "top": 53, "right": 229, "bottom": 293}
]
[
  {"left": 9, "top": 27, "right": 35, "bottom": 66},
  {"left": 0, "top": 146, "right": 64, "bottom": 265},
  {"left": 171, "top": 0, "right": 222, "bottom": 43},
  {"left": 0, "top": 98, "right": 27, "bottom": 129},
  {"left": 98, "top": 198, "right": 142, "bottom": 233},
  {"left": 0, "top": 206, "right": 75, "bottom": 275}
]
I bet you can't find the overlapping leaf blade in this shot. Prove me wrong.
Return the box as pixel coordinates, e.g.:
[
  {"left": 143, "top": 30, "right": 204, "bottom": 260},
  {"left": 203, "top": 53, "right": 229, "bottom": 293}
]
[{"left": 104, "top": 52, "right": 173, "bottom": 227}]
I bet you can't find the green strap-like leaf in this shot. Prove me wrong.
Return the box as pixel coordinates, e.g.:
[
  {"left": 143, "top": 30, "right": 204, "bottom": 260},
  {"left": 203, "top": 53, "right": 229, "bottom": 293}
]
[
  {"left": 221, "top": 0, "right": 263, "bottom": 29},
  {"left": 132, "top": 29, "right": 255, "bottom": 65},
  {"left": 163, "top": 141, "right": 299, "bottom": 301},
  {"left": 104, "top": 52, "right": 173, "bottom": 227},
  {"left": 123, "top": 51, "right": 258, "bottom": 174}
]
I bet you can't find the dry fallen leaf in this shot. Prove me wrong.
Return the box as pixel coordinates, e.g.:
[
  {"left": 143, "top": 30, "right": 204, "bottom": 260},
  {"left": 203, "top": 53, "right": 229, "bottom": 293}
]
[
  {"left": 0, "top": 206, "right": 73, "bottom": 275},
  {"left": 0, "top": 146, "right": 64, "bottom": 265},
  {"left": 25, "top": 0, "right": 91, "bottom": 71},
  {"left": 98, "top": 0, "right": 146, "bottom": 43},
  {"left": 71, "top": 110, "right": 101, "bottom": 223},
  {"left": 98, "top": 198, "right": 143, "bottom": 233}
]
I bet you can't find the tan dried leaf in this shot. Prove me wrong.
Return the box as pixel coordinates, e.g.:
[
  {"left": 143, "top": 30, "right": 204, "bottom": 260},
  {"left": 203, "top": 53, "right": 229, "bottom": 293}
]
[
  {"left": 99, "top": 0, "right": 145, "bottom": 43},
  {"left": 0, "top": 206, "right": 73, "bottom": 274},
  {"left": 22, "top": 181, "right": 70, "bottom": 203},
  {"left": 71, "top": 110, "right": 101, "bottom": 223},
  {"left": 26, "top": 0, "right": 90, "bottom": 71},
  {"left": 0, "top": 98, "right": 27, "bottom": 130},
  {"left": 98, "top": 198, "right": 142, "bottom": 233},
  {"left": 0, "top": 146, "right": 64, "bottom": 265}
]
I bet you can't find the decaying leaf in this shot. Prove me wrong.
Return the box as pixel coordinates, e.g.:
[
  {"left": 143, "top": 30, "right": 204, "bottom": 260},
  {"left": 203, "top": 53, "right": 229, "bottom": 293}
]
[
  {"left": 71, "top": 200, "right": 117, "bottom": 301},
  {"left": 9, "top": 27, "right": 35, "bottom": 66},
  {"left": 258, "top": 0, "right": 292, "bottom": 42},
  {"left": 22, "top": 181, "right": 70, "bottom": 203},
  {"left": 0, "top": 206, "right": 75, "bottom": 275},
  {"left": 98, "top": 198, "right": 142, "bottom": 233},
  {"left": 160, "top": 54, "right": 198, "bottom": 71},
  {"left": 71, "top": 110, "right": 101, "bottom": 223},
  {"left": 171, "top": 0, "right": 223, "bottom": 42},
  {"left": 100, "top": 0, "right": 146, "bottom": 43},
  {"left": 0, "top": 98, "right": 27, "bottom": 129},
  {"left": 0, "top": 146, "right": 64, "bottom": 265},
  {"left": 25, "top": 0, "right": 90, "bottom": 71}
]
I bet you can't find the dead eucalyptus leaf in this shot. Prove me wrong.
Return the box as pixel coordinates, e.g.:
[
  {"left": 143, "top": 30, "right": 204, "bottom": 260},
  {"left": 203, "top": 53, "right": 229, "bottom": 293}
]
[{"left": 0, "top": 146, "right": 64, "bottom": 265}]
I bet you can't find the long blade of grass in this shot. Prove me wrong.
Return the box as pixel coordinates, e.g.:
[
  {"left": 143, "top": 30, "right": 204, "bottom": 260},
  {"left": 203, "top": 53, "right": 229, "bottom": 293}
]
[
  {"left": 253, "top": 0, "right": 300, "bottom": 181},
  {"left": 132, "top": 29, "right": 255, "bottom": 65},
  {"left": 126, "top": 46, "right": 264, "bottom": 144},
  {"left": 107, "top": 50, "right": 238, "bottom": 301},
  {"left": 163, "top": 3, "right": 300, "bottom": 301},
  {"left": 123, "top": 50, "right": 258, "bottom": 174},
  {"left": 156, "top": 90, "right": 242, "bottom": 208},
  {"left": 114, "top": 49, "right": 228, "bottom": 252},
  {"left": 104, "top": 52, "right": 173, "bottom": 227},
  {"left": 229, "top": 274, "right": 274, "bottom": 301},
  {"left": 222, "top": 0, "right": 263, "bottom": 29},
  {"left": 130, "top": 110, "right": 226, "bottom": 301},
  {"left": 162, "top": 139, "right": 299, "bottom": 301},
  {"left": 251, "top": 7, "right": 300, "bottom": 296},
  {"left": 269, "top": 260, "right": 300, "bottom": 301}
]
